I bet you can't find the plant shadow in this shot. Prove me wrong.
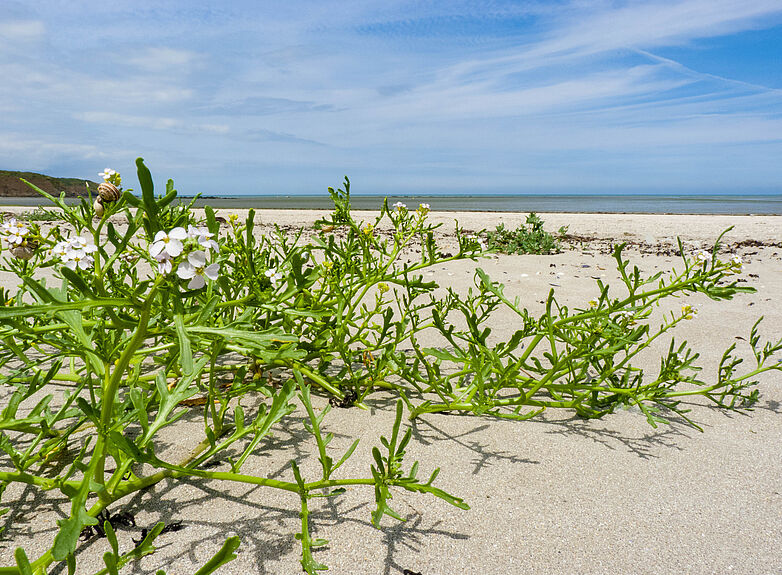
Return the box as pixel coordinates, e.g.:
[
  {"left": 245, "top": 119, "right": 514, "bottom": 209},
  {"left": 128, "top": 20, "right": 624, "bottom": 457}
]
[{"left": 410, "top": 416, "right": 540, "bottom": 474}]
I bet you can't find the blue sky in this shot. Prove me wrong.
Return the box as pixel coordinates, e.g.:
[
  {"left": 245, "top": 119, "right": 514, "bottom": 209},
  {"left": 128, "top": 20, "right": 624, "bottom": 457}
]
[{"left": 1, "top": 1, "right": 782, "bottom": 196}]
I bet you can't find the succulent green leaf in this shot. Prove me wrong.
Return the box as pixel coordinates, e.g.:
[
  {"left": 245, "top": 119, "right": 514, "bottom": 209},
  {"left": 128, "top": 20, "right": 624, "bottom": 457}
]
[{"left": 192, "top": 536, "right": 241, "bottom": 575}]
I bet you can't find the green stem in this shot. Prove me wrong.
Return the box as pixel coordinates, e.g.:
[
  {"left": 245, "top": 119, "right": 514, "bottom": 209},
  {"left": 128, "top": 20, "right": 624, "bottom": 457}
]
[{"left": 92, "top": 284, "right": 158, "bottom": 492}]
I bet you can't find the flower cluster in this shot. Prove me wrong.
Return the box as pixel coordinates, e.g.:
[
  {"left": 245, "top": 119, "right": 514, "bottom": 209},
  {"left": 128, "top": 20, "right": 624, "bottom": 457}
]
[
  {"left": 392, "top": 201, "right": 407, "bottom": 212},
  {"left": 681, "top": 304, "right": 697, "bottom": 320},
  {"left": 694, "top": 250, "right": 711, "bottom": 266},
  {"left": 50, "top": 236, "right": 98, "bottom": 270},
  {"left": 417, "top": 203, "right": 431, "bottom": 215},
  {"left": 149, "top": 225, "right": 221, "bottom": 289},
  {"left": 613, "top": 310, "right": 637, "bottom": 326},
  {"left": 99, "top": 168, "right": 122, "bottom": 187},
  {"left": 0, "top": 218, "right": 30, "bottom": 247},
  {"left": 463, "top": 233, "right": 487, "bottom": 251}
]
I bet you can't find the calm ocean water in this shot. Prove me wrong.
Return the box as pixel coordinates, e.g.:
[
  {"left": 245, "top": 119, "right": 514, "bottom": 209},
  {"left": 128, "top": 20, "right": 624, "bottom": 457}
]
[
  {"left": 3, "top": 194, "right": 781, "bottom": 214},
  {"left": 193, "top": 194, "right": 782, "bottom": 214}
]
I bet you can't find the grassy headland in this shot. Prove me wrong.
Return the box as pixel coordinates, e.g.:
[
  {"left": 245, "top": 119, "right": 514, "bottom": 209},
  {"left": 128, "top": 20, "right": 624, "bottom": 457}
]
[{"left": 0, "top": 169, "right": 99, "bottom": 197}]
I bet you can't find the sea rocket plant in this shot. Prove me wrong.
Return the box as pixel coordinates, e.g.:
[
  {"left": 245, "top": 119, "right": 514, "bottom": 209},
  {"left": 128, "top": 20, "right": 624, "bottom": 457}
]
[{"left": 1, "top": 160, "right": 780, "bottom": 575}]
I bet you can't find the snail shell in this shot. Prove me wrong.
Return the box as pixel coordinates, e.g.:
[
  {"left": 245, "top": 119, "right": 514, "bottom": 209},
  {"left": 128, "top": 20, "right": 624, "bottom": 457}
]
[
  {"left": 98, "top": 182, "right": 121, "bottom": 202},
  {"left": 93, "top": 197, "right": 105, "bottom": 217}
]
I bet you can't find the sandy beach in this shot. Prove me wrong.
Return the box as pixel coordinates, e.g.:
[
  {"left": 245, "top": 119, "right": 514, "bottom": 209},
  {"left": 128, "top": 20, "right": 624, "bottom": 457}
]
[{"left": 1, "top": 208, "right": 781, "bottom": 574}]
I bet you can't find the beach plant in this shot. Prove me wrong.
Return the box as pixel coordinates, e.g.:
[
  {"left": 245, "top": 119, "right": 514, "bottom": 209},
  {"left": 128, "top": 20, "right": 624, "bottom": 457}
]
[
  {"left": 17, "top": 207, "right": 64, "bottom": 223},
  {"left": 0, "top": 161, "right": 467, "bottom": 575},
  {"left": 399, "top": 240, "right": 781, "bottom": 427},
  {"left": 485, "top": 212, "right": 567, "bottom": 254},
  {"left": 0, "top": 158, "right": 780, "bottom": 575}
]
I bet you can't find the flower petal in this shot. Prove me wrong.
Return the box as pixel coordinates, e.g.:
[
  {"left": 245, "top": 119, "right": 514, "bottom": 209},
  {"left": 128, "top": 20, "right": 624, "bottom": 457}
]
[
  {"left": 157, "top": 258, "right": 172, "bottom": 275},
  {"left": 188, "top": 251, "right": 207, "bottom": 267},
  {"left": 149, "top": 241, "right": 165, "bottom": 258},
  {"left": 165, "top": 239, "right": 183, "bottom": 258},
  {"left": 204, "top": 263, "right": 220, "bottom": 280},
  {"left": 177, "top": 261, "right": 195, "bottom": 279},
  {"left": 169, "top": 227, "right": 188, "bottom": 240},
  {"left": 188, "top": 275, "right": 206, "bottom": 290}
]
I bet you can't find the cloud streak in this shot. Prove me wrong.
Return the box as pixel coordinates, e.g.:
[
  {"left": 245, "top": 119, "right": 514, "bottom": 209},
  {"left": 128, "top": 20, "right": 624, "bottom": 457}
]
[{"left": 1, "top": 1, "right": 781, "bottom": 194}]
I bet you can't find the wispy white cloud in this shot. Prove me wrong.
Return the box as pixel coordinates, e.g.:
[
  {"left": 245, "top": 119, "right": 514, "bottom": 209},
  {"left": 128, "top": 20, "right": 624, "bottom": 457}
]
[
  {"left": 75, "top": 111, "right": 229, "bottom": 135},
  {"left": 0, "top": 19, "right": 45, "bottom": 41},
  {"left": 1, "top": 1, "right": 781, "bottom": 193},
  {"left": 0, "top": 133, "right": 113, "bottom": 177},
  {"left": 124, "top": 47, "right": 199, "bottom": 73},
  {"left": 538, "top": 0, "right": 782, "bottom": 55}
]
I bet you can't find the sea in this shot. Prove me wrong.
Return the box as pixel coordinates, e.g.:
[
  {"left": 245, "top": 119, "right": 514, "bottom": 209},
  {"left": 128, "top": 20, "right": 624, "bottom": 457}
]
[{"left": 2, "top": 194, "right": 781, "bottom": 215}]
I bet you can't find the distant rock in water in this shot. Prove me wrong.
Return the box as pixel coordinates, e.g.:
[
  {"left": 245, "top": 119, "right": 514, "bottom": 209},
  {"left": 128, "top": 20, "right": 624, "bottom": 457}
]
[{"left": 0, "top": 170, "right": 100, "bottom": 197}]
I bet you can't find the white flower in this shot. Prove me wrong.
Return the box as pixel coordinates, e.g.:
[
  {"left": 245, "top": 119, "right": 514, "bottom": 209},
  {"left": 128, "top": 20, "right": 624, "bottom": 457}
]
[
  {"left": 464, "top": 234, "right": 486, "bottom": 250},
  {"left": 64, "top": 252, "right": 94, "bottom": 270},
  {"left": 187, "top": 225, "right": 219, "bottom": 252},
  {"left": 156, "top": 254, "right": 173, "bottom": 275},
  {"left": 186, "top": 225, "right": 208, "bottom": 239},
  {"left": 1, "top": 218, "right": 29, "bottom": 245},
  {"left": 99, "top": 168, "right": 117, "bottom": 181},
  {"left": 50, "top": 240, "right": 70, "bottom": 259},
  {"left": 418, "top": 203, "right": 431, "bottom": 214},
  {"left": 50, "top": 236, "right": 97, "bottom": 269},
  {"left": 392, "top": 201, "right": 407, "bottom": 211},
  {"left": 694, "top": 250, "right": 711, "bottom": 265},
  {"left": 176, "top": 251, "right": 219, "bottom": 289},
  {"left": 730, "top": 254, "right": 743, "bottom": 270},
  {"left": 67, "top": 236, "right": 97, "bottom": 255},
  {"left": 149, "top": 227, "right": 187, "bottom": 259},
  {"left": 614, "top": 310, "right": 637, "bottom": 325},
  {"left": 264, "top": 267, "right": 284, "bottom": 287}
]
